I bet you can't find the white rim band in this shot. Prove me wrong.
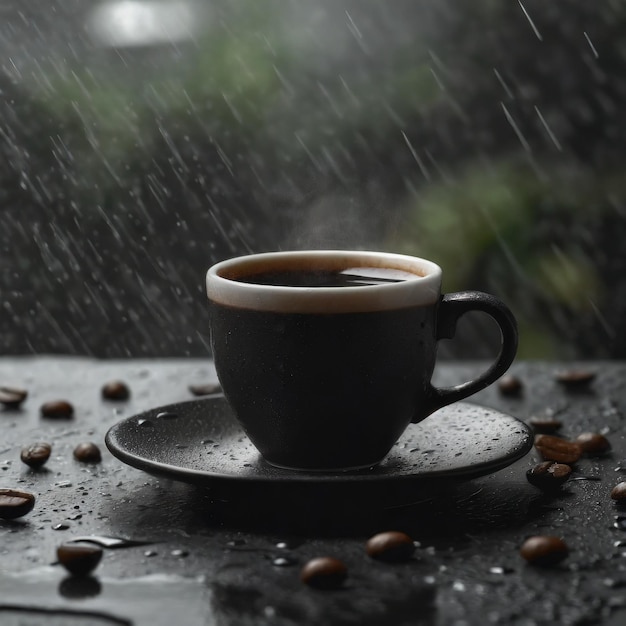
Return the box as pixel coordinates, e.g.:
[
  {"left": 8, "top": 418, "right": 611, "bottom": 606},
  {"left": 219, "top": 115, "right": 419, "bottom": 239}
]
[{"left": 206, "top": 250, "right": 442, "bottom": 313}]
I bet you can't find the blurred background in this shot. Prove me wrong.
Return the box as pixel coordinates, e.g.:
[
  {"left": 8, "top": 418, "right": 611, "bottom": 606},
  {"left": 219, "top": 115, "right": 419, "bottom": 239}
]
[{"left": 1, "top": 0, "right": 624, "bottom": 359}]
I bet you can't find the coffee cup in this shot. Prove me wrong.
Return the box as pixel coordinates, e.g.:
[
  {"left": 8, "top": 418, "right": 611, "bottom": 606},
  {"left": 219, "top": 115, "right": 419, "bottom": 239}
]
[{"left": 206, "top": 250, "right": 518, "bottom": 472}]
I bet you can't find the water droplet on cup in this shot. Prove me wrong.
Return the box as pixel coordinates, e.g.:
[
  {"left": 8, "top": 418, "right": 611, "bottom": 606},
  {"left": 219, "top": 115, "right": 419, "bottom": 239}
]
[{"left": 156, "top": 412, "right": 178, "bottom": 420}]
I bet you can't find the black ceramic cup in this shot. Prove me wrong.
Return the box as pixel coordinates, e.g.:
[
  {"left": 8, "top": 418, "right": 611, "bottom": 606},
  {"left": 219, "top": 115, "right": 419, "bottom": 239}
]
[{"left": 206, "top": 250, "right": 518, "bottom": 471}]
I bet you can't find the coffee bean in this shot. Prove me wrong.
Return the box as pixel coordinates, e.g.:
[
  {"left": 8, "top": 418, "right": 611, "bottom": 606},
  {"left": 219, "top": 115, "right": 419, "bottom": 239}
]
[
  {"left": 498, "top": 375, "right": 523, "bottom": 396},
  {"left": 528, "top": 417, "right": 562, "bottom": 434},
  {"left": 366, "top": 531, "right": 415, "bottom": 562},
  {"left": 576, "top": 432, "right": 611, "bottom": 457},
  {"left": 526, "top": 461, "right": 572, "bottom": 491},
  {"left": 520, "top": 535, "right": 568, "bottom": 567},
  {"left": 0, "top": 386, "right": 28, "bottom": 408},
  {"left": 534, "top": 434, "right": 582, "bottom": 465},
  {"left": 20, "top": 442, "right": 52, "bottom": 469},
  {"left": 188, "top": 382, "right": 222, "bottom": 396},
  {"left": 73, "top": 442, "right": 102, "bottom": 464},
  {"left": 0, "top": 488, "right": 35, "bottom": 519},
  {"left": 101, "top": 381, "right": 130, "bottom": 401},
  {"left": 300, "top": 557, "right": 347, "bottom": 589},
  {"left": 41, "top": 400, "right": 74, "bottom": 419},
  {"left": 57, "top": 542, "right": 103, "bottom": 576},
  {"left": 611, "top": 482, "right": 626, "bottom": 502},
  {"left": 555, "top": 369, "right": 596, "bottom": 389}
]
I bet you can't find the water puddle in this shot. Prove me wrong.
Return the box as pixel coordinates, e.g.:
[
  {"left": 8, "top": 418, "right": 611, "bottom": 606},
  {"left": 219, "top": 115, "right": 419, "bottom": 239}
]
[
  {"left": 0, "top": 568, "right": 213, "bottom": 626},
  {"left": 66, "top": 535, "right": 154, "bottom": 549},
  {"left": 0, "top": 605, "right": 130, "bottom": 626}
]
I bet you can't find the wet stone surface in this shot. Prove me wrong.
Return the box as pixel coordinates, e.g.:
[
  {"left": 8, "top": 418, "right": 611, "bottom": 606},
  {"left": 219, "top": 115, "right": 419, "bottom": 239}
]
[{"left": 2, "top": 358, "right": 626, "bottom": 625}]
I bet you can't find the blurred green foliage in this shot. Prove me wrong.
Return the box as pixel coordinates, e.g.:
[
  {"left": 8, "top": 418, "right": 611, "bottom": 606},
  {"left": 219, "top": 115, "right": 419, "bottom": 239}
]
[{"left": 389, "top": 160, "right": 616, "bottom": 357}]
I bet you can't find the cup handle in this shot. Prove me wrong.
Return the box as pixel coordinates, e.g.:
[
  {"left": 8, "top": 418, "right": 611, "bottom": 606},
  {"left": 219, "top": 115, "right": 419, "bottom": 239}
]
[{"left": 415, "top": 291, "right": 519, "bottom": 422}]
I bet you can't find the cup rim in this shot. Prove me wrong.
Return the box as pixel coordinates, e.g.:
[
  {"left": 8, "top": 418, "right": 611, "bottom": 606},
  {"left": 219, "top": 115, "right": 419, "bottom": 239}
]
[{"left": 206, "top": 250, "right": 442, "bottom": 313}]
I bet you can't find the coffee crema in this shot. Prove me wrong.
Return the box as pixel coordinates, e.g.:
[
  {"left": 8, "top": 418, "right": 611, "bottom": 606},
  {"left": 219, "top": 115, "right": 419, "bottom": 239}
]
[{"left": 234, "top": 267, "right": 420, "bottom": 288}]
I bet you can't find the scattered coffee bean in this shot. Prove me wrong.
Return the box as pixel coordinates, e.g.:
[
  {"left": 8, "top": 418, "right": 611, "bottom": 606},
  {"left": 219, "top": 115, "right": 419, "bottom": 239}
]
[
  {"left": 101, "top": 381, "right": 130, "bottom": 401},
  {"left": 41, "top": 400, "right": 74, "bottom": 419},
  {"left": 534, "top": 434, "right": 582, "bottom": 465},
  {"left": 526, "top": 461, "right": 572, "bottom": 491},
  {"left": 0, "top": 386, "right": 28, "bottom": 408},
  {"left": 498, "top": 375, "right": 523, "bottom": 396},
  {"left": 366, "top": 531, "right": 415, "bottom": 562},
  {"left": 73, "top": 442, "right": 102, "bottom": 464},
  {"left": 555, "top": 369, "right": 596, "bottom": 389},
  {"left": 528, "top": 417, "right": 562, "bottom": 434},
  {"left": 20, "top": 442, "right": 52, "bottom": 469},
  {"left": 300, "top": 557, "right": 347, "bottom": 589},
  {"left": 576, "top": 432, "right": 611, "bottom": 457},
  {"left": 520, "top": 536, "right": 569, "bottom": 567},
  {"left": 57, "top": 542, "right": 103, "bottom": 576},
  {"left": 611, "top": 482, "right": 626, "bottom": 502},
  {"left": 0, "top": 488, "right": 35, "bottom": 519},
  {"left": 188, "top": 382, "right": 222, "bottom": 396}
]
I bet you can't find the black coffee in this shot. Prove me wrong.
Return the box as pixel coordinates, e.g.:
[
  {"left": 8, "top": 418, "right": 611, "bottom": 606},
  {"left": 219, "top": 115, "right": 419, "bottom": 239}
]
[{"left": 234, "top": 267, "right": 418, "bottom": 288}]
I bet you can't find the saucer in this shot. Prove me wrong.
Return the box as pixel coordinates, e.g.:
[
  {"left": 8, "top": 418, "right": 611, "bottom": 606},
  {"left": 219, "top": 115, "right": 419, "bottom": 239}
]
[{"left": 105, "top": 397, "right": 533, "bottom": 504}]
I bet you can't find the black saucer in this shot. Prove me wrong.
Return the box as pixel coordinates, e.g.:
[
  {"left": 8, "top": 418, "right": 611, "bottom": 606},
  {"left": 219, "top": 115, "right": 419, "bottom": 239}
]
[{"left": 105, "top": 397, "right": 533, "bottom": 506}]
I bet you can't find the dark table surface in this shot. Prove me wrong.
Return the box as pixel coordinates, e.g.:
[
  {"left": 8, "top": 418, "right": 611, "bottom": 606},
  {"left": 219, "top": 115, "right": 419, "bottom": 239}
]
[{"left": 1, "top": 357, "right": 626, "bottom": 626}]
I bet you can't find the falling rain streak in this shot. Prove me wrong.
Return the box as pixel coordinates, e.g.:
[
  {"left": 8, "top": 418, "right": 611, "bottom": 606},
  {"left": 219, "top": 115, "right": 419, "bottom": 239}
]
[
  {"left": 584, "top": 32, "right": 599, "bottom": 59},
  {"left": 401, "top": 131, "right": 431, "bottom": 181},
  {"left": 493, "top": 68, "right": 514, "bottom": 100},
  {"left": 501, "top": 103, "right": 531, "bottom": 152},
  {"left": 534, "top": 106, "right": 562, "bottom": 151},
  {"left": 0, "top": 1, "right": 625, "bottom": 360},
  {"left": 517, "top": 0, "right": 543, "bottom": 41}
]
